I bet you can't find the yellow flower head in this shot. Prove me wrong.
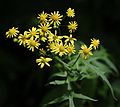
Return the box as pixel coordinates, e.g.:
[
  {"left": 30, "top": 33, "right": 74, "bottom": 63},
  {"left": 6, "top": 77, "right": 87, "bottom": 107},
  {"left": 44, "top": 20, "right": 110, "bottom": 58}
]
[
  {"left": 68, "top": 21, "right": 78, "bottom": 33},
  {"left": 37, "top": 11, "right": 48, "bottom": 23},
  {"left": 48, "top": 30, "right": 63, "bottom": 43},
  {"left": 38, "top": 22, "right": 52, "bottom": 36},
  {"left": 51, "top": 41, "right": 67, "bottom": 56},
  {"left": 49, "top": 11, "right": 63, "bottom": 27},
  {"left": 6, "top": 27, "right": 19, "bottom": 38},
  {"left": 18, "top": 31, "right": 29, "bottom": 46},
  {"left": 26, "top": 37, "right": 40, "bottom": 52},
  {"left": 79, "top": 44, "right": 93, "bottom": 59},
  {"left": 47, "top": 42, "right": 56, "bottom": 51},
  {"left": 66, "top": 43, "right": 76, "bottom": 54},
  {"left": 66, "top": 8, "right": 75, "bottom": 18},
  {"left": 39, "top": 48, "right": 46, "bottom": 56},
  {"left": 90, "top": 38, "right": 100, "bottom": 50},
  {"left": 64, "top": 34, "right": 77, "bottom": 45},
  {"left": 27, "top": 27, "right": 39, "bottom": 38},
  {"left": 36, "top": 56, "right": 52, "bottom": 68}
]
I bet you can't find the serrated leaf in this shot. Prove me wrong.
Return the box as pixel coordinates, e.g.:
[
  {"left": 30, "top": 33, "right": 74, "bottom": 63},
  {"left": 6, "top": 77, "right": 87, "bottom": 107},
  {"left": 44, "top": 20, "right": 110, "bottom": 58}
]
[
  {"left": 49, "top": 80, "right": 66, "bottom": 85},
  {"left": 72, "top": 92, "right": 97, "bottom": 101},
  {"left": 43, "top": 95, "right": 68, "bottom": 106},
  {"left": 87, "top": 63, "right": 117, "bottom": 100}
]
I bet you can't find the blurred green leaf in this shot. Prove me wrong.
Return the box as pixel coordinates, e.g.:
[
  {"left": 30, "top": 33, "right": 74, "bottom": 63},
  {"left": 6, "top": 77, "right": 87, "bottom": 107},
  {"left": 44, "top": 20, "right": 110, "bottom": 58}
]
[
  {"left": 72, "top": 92, "right": 97, "bottom": 101},
  {"left": 49, "top": 80, "right": 66, "bottom": 85},
  {"left": 43, "top": 94, "right": 68, "bottom": 107},
  {"left": 50, "top": 71, "right": 67, "bottom": 78},
  {"left": 87, "top": 63, "right": 117, "bottom": 101},
  {"left": 103, "top": 57, "right": 118, "bottom": 74}
]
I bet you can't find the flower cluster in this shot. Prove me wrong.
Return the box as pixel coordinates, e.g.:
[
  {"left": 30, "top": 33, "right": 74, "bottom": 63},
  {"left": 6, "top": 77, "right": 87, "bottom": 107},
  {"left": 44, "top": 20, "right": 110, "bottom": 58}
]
[{"left": 5, "top": 8, "right": 100, "bottom": 68}]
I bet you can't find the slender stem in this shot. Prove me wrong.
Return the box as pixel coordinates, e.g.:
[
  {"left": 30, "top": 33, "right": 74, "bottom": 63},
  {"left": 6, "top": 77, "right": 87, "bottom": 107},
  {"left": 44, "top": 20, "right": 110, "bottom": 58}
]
[
  {"left": 67, "top": 78, "right": 72, "bottom": 91},
  {"left": 55, "top": 56, "right": 71, "bottom": 71},
  {"left": 72, "top": 54, "right": 80, "bottom": 66}
]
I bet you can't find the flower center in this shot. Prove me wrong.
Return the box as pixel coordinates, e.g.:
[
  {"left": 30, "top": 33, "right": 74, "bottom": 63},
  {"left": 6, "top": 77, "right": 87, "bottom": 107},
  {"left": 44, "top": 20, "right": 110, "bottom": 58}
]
[
  {"left": 53, "top": 35, "right": 58, "bottom": 41},
  {"left": 70, "top": 24, "right": 76, "bottom": 29},
  {"left": 93, "top": 41, "right": 99, "bottom": 46},
  {"left": 30, "top": 40, "right": 36, "bottom": 46},
  {"left": 9, "top": 29, "right": 16, "bottom": 34},
  {"left": 68, "top": 11, "right": 73, "bottom": 15},
  {"left": 67, "top": 47, "right": 73, "bottom": 53},
  {"left": 51, "top": 14, "right": 59, "bottom": 21},
  {"left": 30, "top": 31, "right": 36, "bottom": 36},
  {"left": 83, "top": 48, "right": 90, "bottom": 55},
  {"left": 40, "top": 15, "right": 47, "bottom": 21},
  {"left": 21, "top": 36, "right": 26, "bottom": 41},
  {"left": 42, "top": 26, "right": 48, "bottom": 32},
  {"left": 59, "top": 45, "right": 65, "bottom": 52},
  {"left": 69, "top": 37, "right": 73, "bottom": 41}
]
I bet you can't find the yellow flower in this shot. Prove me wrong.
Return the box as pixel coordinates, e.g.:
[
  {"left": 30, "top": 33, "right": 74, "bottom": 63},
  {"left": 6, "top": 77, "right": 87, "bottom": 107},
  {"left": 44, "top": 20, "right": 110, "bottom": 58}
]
[
  {"left": 27, "top": 27, "right": 39, "bottom": 38},
  {"left": 64, "top": 34, "right": 77, "bottom": 45},
  {"left": 90, "top": 38, "right": 100, "bottom": 50},
  {"left": 36, "top": 56, "right": 52, "bottom": 68},
  {"left": 68, "top": 21, "right": 78, "bottom": 33},
  {"left": 48, "top": 30, "right": 63, "bottom": 43},
  {"left": 38, "top": 22, "right": 52, "bottom": 36},
  {"left": 66, "top": 8, "right": 75, "bottom": 17},
  {"left": 37, "top": 11, "right": 48, "bottom": 23},
  {"left": 47, "top": 42, "right": 56, "bottom": 51},
  {"left": 40, "top": 36, "right": 47, "bottom": 42},
  {"left": 49, "top": 11, "right": 63, "bottom": 27},
  {"left": 51, "top": 42, "right": 67, "bottom": 56},
  {"left": 39, "top": 48, "right": 46, "bottom": 56},
  {"left": 26, "top": 37, "right": 40, "bottom": 52},
  {"left": 38, "top": 29, "right": 47, "bottom": 42},
  {"left": 66, "top": 43, "right": 76, "bottom": 54},
  {"left": 6, "top": 27, "right": 19, "bottom": 38},
  {"left": 79, "top": 44, "right": 93, "bottom": 59},
  {"left": 18, "top": 31, "right": 29, "bottom": 46}
]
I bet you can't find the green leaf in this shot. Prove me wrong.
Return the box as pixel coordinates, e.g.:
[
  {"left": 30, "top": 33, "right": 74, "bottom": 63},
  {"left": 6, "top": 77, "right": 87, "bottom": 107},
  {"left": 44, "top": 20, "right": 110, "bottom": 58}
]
[
  {"left": 51, "top": 71, "right": 67, "bottom": 78},
  {"left": 92, "top": 61, "right": 111, "bottom": 74},
  {"left": 49, "top": 80, "right": 66, "bottom": 85},
  {"left": 103, "top": 57, "right": 118, "bottom": 73},
  {"left": 55, "top": 56, "right": 71, "bottom": 71},
  {"left": 69, "top": 96, "right": 75, "bottom": 107},
  {"left": 72, "top": 92, "right": 97, "bottom": 101},
  {"left": 87, "top": 64, "right": 117, "bottom": 100},
  {"left": 43, "top": 95, "right": 68, "bottom": 106}
]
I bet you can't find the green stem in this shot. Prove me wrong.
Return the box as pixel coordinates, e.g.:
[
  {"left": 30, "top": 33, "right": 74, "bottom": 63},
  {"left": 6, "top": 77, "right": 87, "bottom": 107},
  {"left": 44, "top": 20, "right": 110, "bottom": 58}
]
[
  {"left": 67, "top": 78, "right": 72, "bottom": 91},
  {"left": 72, "top": 54, "right": 80, "bottom": 66},
  {"left": 55, "top": 56, "right": 71, "bottom": 71},
  {"left": 69, "top": 95, "right": 75, "bottom": 107}
]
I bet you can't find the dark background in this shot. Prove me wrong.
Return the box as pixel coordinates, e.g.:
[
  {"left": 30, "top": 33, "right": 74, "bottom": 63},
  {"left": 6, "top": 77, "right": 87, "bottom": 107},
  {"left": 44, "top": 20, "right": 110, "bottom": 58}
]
[{"left": 0, "top": 0, "right": 120, "bottom": 107}]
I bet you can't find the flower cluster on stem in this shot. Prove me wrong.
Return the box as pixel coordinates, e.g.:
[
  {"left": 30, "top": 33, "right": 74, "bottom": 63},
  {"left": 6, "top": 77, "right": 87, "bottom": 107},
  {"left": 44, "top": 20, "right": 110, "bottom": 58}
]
[{"left": 5, "top": 8, "right": 100, "bottom": 68}]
